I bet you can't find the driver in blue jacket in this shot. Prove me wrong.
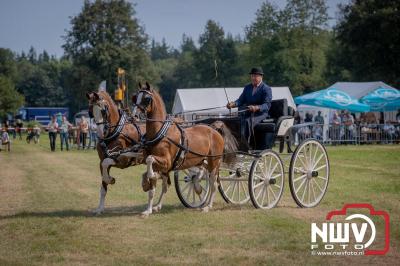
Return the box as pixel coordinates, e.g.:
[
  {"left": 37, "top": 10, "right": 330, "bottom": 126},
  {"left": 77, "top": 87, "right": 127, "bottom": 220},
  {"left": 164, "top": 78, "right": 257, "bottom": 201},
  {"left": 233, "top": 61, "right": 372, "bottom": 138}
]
[{"left": 227, "top": 67, "right": 272, "bottom": 145}]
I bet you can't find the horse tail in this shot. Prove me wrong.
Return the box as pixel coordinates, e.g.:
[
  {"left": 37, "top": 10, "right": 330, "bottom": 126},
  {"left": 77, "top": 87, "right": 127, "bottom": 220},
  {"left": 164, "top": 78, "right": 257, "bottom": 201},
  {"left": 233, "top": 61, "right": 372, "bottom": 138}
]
[{"left": 210, "top": 121, "right": 238, "bottom": 164}]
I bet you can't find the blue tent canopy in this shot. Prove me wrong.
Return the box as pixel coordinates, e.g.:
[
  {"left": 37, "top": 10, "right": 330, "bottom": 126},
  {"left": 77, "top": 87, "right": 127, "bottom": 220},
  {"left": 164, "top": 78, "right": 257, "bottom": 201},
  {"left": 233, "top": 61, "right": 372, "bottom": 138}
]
[
  {"left": 360, "top": 87, "right": 400, "bottom": 111},
  {"left": 295, "top": 82, "right": 400, "bottom": 113},
  {"left": 295, "top": 87, "right": 370, "bottom": 112}
]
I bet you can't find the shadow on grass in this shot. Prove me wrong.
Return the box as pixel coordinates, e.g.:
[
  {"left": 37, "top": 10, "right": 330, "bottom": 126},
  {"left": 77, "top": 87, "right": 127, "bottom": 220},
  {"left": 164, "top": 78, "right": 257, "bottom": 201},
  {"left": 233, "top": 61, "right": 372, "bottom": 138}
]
[
  {"left": 0, "top": 202, "right": 303, "bottom": 220},
  {"left": 0, "top": 203, "right": 186, "bottom": 220}
]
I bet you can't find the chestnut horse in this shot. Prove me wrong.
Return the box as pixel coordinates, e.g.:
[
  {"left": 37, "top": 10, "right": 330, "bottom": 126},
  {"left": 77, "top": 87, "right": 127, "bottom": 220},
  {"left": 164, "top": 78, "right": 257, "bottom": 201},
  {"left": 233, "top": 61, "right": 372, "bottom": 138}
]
[
  {"left": 133, "top": 82, "right": 237, "bottom": 216},
  {"left": 86, "top": 91, "right": 145, "bottom": 215}
]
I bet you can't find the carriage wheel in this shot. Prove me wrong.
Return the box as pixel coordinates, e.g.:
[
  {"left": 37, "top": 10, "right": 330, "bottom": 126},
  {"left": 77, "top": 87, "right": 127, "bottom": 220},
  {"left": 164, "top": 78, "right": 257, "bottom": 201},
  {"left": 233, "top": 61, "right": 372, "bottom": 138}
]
[
  {"left": 249, "top": 150, "right": 284, "bottom": 209},
  {"left": 174, "top": 168, "right": 210, "bottom": 208},
  {"left": 289, "top": 139, "right": 330, "bottom": 208},
  {"left": 218, "top": 155, "right": 252, "bottom": 204}
]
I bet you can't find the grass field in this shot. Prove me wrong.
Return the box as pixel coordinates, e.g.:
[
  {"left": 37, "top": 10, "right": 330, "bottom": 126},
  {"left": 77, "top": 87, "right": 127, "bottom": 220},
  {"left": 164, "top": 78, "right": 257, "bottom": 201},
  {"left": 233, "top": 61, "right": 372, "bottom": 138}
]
[{"left": 0, "top": 138, "right": 399, "bottom": 265}]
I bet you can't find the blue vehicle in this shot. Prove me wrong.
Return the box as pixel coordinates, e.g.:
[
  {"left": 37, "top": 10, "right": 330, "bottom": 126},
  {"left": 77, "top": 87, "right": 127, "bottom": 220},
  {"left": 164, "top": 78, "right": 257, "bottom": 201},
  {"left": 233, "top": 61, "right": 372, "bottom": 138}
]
[{"left": 18, "top": 107, "right": 69, "bottom": 126}]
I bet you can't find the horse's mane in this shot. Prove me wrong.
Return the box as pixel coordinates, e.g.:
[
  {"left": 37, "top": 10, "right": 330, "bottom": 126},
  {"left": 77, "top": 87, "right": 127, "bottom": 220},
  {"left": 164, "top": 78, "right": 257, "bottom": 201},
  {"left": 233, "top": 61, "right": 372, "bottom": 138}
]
[
  {"left": 151, "top": 89, "right": 167, "bottom": 117},
  {"left": 98, "top": 90, "right": 113, "bottom": 104},
  {"left": 98, "top": 90, "right": 118, "bottom": 116}
]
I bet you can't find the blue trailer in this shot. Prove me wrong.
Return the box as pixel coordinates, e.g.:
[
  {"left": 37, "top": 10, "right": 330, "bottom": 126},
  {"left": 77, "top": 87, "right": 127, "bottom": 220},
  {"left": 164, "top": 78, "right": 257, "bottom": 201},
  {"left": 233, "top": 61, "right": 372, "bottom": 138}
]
[{"left": 18, "top": 107, "right": 69, "bottom": 125}]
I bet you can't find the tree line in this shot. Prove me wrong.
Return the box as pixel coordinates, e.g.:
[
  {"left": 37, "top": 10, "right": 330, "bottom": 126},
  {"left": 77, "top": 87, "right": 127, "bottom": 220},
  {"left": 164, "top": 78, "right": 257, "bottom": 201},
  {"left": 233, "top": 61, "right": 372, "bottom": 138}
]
[{"left": 0, "top": 0, "right": 399, "bottom": 118}]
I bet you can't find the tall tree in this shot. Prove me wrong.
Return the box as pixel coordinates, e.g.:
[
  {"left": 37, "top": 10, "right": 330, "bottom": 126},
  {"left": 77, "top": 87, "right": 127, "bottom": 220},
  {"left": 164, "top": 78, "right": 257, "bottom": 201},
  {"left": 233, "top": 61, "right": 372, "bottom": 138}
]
[
  {"left": 151, "top": 38, "right": 178, "bottom": 60},
  {"left": 0, "top": 48, "right": 24, "bottom": 119},
  {"left": 15, "top": 57, "right": 68, "bottom": 107},
  {"left": 195, "top": 20, "right": 240, "bottom": 87},
  {"left": 0, "top": 48, "right": 18, "bottom": 82},
  {"left": 0, "top": 77, "right": 24, "bottom": 119},
  {"left": 173, "top": 34, "right": 199, "bottom": 88},
  {"left": 335, "top": 0, "right": 400, "bottom": 87},
  {"left": 27, "top": 46, "right": 37, "bottom": 64},
  {"left": 181, "top": 34, "right": 196, "bottom": 53},
  {"left": 157, "top": 35, "right": 200, "bottom": 112},
  {"left": 63, "top": 0, "right": 158, "bottom": 112},
  {"left": 246, "top": 0, "right": 330, "bottom": 95}
]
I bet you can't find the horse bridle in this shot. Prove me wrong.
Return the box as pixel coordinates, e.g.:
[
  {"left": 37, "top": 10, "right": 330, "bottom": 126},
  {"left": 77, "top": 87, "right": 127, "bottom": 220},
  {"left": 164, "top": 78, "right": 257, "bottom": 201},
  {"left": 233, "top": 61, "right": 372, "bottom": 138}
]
[
  {"left": 88, "top": 99, "right": 117, "bottom": 139},
  {"left": 133, "top": 89, "right": 153, "bottom": 115}
]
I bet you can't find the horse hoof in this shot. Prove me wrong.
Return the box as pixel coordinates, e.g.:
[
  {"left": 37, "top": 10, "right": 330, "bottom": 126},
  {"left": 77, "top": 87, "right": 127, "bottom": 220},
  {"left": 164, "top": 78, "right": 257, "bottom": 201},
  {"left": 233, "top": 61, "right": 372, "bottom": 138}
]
[
  {"left": 110, "top": 177, "right": 116, "bottom": 184},
  {"left": 91, "top": 208, "right": 104, "bottom": 215},
  {"left": 152, "top": 206, "right": 161, "bottom": 212},
  {"left": 147, "top": 175, "right": 157, "bottom": 181},
  {"left": 201, "top": 206, "right": 210, "bottom": 213},
  {"left": 140, "top": 210, "right": 151, "bottom": 218},
  {"left": 194, "top": 186, "right": 202, "bottom": 195}
]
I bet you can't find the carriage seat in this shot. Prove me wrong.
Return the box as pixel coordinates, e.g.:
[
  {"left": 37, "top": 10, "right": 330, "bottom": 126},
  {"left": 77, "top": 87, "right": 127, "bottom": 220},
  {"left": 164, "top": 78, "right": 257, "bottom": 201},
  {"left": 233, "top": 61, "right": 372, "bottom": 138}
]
[
  {"left": 253, "top": 99, "right": 292, "bottom": 149},
  {"left": 254, "top": 99, "right": 289, "bottom": 133}
]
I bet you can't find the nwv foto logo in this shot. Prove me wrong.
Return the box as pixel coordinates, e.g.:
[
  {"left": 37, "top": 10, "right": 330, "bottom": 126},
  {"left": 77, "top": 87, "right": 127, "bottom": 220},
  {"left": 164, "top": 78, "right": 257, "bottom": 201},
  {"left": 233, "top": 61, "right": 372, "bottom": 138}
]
[{"left": 310, "top": 204, "right": 390, "bottom": 256}]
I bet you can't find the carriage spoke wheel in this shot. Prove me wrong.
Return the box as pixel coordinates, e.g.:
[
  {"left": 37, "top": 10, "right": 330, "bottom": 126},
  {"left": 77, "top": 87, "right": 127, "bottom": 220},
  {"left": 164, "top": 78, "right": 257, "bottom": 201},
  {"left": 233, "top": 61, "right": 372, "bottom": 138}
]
[
  {"left": 218, "top": 155, "right": 252, "bottom": 204},
  {"left": 249, "top": 150, "right": 284, "bottom": 209},
  {"left": 289, "top": 139, "right": 330, "bottom": 208},
  {"left": 174, "top": 168, "right": 210, "bottom": 208}
]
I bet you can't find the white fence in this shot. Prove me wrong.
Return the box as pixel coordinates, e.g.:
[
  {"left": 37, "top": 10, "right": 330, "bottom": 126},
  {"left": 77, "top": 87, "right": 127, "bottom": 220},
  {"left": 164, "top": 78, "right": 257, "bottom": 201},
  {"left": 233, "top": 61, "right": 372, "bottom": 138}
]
[{"left": 293, "top": 123, "right": 400, "bottom": 145}]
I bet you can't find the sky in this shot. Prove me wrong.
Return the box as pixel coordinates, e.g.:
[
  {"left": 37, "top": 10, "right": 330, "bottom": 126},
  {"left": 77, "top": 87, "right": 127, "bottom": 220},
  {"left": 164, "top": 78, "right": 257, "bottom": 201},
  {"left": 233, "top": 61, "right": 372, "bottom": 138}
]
[{"left": 0, "top": 0, "right": 347, "bottom": 57}]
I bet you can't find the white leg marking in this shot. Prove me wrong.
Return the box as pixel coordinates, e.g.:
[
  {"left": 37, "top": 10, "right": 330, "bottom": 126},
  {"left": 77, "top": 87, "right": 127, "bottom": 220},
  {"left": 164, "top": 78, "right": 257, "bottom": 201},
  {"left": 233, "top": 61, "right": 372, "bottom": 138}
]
[
  {"left": 193, "top": 167, "right": 205, "bottom": 194},
  {"left": 202, "top": 169, "right": 217, "bottom": 212},
  {"left": 92, "top": 185, "right": 107, "bottom": 215},
  {"left": 153, "top": 175, "right": 168, "bottom": 212},
  {"left": 142, "top": 187, "right": 155, "bottom": 217},
  {"left": 101, "top": 158, "right": 116, "bottom": 184},
  {"left": 146, "top": 155, "right": 156, "bottom": 180}
]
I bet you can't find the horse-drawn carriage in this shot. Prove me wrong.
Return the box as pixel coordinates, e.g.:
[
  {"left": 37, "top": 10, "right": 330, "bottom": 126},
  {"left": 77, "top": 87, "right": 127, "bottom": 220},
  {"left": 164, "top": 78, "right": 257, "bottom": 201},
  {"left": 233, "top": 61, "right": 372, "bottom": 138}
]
[
  {"left": 174, "top": 98, "right": 330, "bottom": 210},
  {"left": 87, "top": 83, "right": 330, "bottom": 216}
]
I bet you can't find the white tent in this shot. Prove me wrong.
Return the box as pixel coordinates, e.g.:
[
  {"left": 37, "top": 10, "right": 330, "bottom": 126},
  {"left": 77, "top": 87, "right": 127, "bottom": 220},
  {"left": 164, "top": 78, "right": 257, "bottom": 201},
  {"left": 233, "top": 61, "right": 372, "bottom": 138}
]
[{"left": 172, "top": 87, "right": 295, "bottom": 119}]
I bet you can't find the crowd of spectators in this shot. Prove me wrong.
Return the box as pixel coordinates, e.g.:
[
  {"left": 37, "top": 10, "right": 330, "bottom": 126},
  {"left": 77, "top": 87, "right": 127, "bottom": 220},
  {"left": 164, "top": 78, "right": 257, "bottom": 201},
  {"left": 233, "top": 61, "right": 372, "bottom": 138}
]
[{"left": 0, "top": 114, "right": 98, "bottom": 152}]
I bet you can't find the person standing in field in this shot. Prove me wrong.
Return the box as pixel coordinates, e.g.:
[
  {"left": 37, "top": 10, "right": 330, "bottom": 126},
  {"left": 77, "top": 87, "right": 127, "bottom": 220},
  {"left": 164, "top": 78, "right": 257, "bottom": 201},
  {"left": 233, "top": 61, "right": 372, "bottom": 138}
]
[
  {"left": 0, "top": 128, "right": 11, "bottom": 152},
  {"left": 47, "top": 116, "right": 58, "bottom": 152},
  {"left": 314, "top": 111, "right": 325, "bottom": 140},
  {"left": 75, "top": 121, "right": 81, "bottom": 149},
  {"left": 342, "top": 110, "right": 355, "bottom": 142},
  {"left": 33, "top": 125, "right": 41, "bottom": 144},
  {"left": 314, "top": 111, "right": 324, "bottom": 125},
  {"left": 88, "top": 118, "right": 97, "bottom": 149},
  {"left": 16, "top": 118, "right": 23, "bottom": 140},
  {"left": 79, "top": 116, "right": 89, "bottom": 150},
  {"left": 60, "top": 115, "right": 72, "bottom": 151}
]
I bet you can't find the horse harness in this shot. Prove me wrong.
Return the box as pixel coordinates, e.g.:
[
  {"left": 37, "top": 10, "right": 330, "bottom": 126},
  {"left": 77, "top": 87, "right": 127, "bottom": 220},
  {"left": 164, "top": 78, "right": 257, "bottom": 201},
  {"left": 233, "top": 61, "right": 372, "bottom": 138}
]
[
  {"left": 141, "top": 117, "right": 187, "bottom": 171},
  {"left": 95, "top": 110, "right": 143, "bottom": 159}
]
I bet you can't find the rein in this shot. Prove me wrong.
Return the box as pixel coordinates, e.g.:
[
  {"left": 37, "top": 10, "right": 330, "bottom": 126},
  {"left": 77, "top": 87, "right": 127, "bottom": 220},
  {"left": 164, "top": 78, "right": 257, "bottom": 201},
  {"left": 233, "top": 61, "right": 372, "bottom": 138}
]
[
  {"left": 142, "top": 117, "right": 253, "bottom": 159},
  {"left": 174, "top": 105, "right": 227, "bottom": 115}
]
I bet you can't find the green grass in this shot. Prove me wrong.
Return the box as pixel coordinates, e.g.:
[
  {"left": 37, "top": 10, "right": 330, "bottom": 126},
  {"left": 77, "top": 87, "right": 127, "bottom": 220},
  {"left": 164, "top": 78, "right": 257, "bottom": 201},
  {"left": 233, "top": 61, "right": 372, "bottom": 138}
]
[{"left": 0, "top": 138, "right": 399, "bottom": 265}]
